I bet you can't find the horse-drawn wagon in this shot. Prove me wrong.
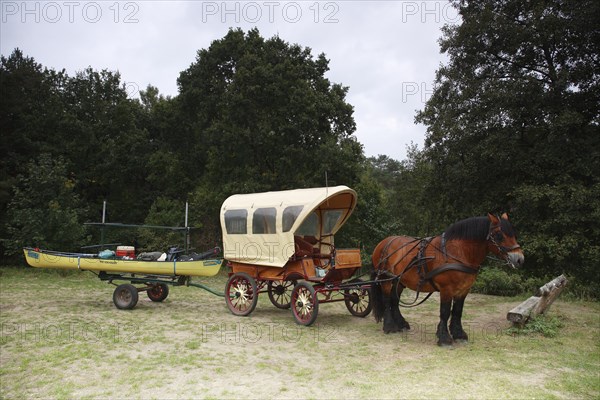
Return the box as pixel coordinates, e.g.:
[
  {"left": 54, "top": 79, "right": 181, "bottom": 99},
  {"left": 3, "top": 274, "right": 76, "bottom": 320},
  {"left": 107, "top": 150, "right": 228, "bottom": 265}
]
[
  {"left": 220, "top": 186, "right": 372, "bottom": 325},
  {"left": 22, "top": 184, "right": 527, "bottom": 344}
]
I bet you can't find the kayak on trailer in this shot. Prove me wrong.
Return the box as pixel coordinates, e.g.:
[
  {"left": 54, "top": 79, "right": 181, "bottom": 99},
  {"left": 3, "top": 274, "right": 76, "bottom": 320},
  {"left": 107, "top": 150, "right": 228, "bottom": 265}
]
[{"left": 23, "top": 247, "right": 223, "bottom": 277}]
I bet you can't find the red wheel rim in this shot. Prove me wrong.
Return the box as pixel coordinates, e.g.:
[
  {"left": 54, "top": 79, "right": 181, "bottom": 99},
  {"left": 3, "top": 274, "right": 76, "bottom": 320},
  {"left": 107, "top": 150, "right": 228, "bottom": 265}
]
[
  {"left": 226, "top": 274, "right": 257, "bottom": 316},
  {"left": 291, "top": 284, "right": 318, "bottom": 326}
]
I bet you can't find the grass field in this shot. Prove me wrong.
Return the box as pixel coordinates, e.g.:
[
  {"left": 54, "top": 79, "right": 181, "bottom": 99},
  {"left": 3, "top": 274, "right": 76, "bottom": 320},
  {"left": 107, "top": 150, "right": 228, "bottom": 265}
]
[{"left": 1, "top": 266, "right": 599, "bottom": 399}]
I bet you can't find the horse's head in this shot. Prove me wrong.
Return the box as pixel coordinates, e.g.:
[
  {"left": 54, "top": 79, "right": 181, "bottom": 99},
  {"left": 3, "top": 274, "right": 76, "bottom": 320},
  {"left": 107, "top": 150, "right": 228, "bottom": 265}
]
[{"left": 487, "top": 213, "right": 524, "bottom": 268}]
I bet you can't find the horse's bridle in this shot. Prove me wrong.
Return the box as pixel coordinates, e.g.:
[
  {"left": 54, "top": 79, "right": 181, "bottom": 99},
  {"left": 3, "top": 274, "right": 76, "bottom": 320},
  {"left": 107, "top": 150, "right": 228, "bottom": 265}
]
[{"left": 487, "top": 220, "right": 521, "bottom": 268}]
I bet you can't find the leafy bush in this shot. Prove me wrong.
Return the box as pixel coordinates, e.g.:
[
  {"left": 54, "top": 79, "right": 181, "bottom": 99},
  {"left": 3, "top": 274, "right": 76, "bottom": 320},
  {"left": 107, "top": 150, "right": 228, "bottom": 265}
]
[
  {"left": 471, "top": 266, "right": 599, "bottom": 300},
  {"left": 471, "top": 267, "right": 526, "bottom": 296},
  {"left": 506, "top": 315, "right": 564, "bottom": 338},
  {"left": 3, "top": 155, "right": 89, "bottom": 255},
  {"left": 561, "top": 276, "right": 600, "bottom": 301}
]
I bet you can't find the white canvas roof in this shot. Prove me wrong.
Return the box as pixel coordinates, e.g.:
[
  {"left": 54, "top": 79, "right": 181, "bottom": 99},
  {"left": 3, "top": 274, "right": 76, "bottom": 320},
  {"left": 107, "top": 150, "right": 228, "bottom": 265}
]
[{"left": 220, "top": 186, "right": 357, "bottom": 267}]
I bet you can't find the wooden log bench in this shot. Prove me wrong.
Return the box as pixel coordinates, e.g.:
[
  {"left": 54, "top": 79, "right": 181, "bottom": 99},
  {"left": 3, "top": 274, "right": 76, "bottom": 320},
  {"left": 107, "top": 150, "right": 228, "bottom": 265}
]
[{"left": 507, "top": 274, "right": 568, "bottom": 327}]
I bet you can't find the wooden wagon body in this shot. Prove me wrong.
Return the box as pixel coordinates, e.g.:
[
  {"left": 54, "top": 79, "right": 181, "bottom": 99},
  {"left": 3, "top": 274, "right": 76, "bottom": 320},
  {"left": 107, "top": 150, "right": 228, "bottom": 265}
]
[{"left": 221, "top": 186, "right": 372, "bottom": 325}]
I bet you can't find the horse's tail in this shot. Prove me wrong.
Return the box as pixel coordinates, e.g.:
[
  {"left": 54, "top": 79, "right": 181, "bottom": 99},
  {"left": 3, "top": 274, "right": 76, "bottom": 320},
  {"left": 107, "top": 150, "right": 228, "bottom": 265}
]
[{"left": 371, "top": 269, "right": 385, "bottom": 323}]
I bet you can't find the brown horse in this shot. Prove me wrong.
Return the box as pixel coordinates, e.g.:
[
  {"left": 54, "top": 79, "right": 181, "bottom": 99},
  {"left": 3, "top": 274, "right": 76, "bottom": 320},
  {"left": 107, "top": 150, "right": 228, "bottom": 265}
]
[{"left": 371, "top": 213, "right": 524, "bottom": 346}]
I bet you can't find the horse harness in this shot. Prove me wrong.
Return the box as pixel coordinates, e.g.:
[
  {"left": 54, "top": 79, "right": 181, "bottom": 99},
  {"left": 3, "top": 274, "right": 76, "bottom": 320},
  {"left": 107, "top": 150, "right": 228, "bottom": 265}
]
[{"left": 375, "top": 234, "right": 479, "bottom": 307}]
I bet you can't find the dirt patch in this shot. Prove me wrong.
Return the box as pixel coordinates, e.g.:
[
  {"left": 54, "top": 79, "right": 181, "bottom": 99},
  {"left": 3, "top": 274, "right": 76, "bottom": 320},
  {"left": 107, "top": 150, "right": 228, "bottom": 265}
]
[{"left": 1, "top": 268, "right": 598, "bottom": 399}]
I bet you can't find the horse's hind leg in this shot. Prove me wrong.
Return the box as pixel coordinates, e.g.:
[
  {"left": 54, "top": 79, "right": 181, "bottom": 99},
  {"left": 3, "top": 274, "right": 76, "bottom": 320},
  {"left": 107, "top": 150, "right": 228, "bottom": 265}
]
[
  {"left": 449, "top": 296, "right": 468, "bottom": 341},
  {"left": 382, "top": 295, "right": 400, "bottom": 333},
  {"left": 391, "top": 282, "right": 410, "bottom": 331}
]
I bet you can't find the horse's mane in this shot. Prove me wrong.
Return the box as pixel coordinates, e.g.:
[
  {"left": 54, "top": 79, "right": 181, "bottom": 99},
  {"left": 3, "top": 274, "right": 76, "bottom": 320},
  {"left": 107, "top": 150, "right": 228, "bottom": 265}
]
[{"left": 443, "top": 216, "right": 516, "bottom": 241}]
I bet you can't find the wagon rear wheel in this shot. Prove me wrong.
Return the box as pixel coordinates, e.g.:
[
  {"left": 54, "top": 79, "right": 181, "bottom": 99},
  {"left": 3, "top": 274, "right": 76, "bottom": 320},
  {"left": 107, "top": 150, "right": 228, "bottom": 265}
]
[
  {"left": 226, "top": 272, "right": 258, "bottom": 316},
  {"left": 147, "top": 283, "right": 169, "bottom": 302},
  {"left": 291, "top": 281, "right": 319, "bottom": 326},
  {"left": 113, "top": 284, "right": 139, "bottom": 310},
  {"left": 344, "top": 279, "right": 372, "bottom": 317},
  {"left": 267, "top": 280, "right": 296, "bottom": 309}
]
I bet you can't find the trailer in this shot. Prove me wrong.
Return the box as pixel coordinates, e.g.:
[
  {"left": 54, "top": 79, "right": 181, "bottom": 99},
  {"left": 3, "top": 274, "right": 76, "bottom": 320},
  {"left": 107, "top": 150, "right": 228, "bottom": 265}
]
[{"left": 23, "top": 246, "right": 223, "bottom": 309}]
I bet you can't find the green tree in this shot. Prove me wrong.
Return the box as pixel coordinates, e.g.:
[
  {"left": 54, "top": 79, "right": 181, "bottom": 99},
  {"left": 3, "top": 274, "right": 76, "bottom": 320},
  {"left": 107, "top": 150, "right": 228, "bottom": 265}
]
[
  {"left": 177, "top": 28, "right": 361, "bottom": 188},
  {"left": 62, "top": 68, "right": 152, "bottom": 223},
  {"left": 138, "top": 85, "right": 193, "bottom": 200},
  {"left": 135, "top": 197, "right": 187, "bottom": 252},
  {"left": 415, "top": 0, "right": 600, "bottom": 290},
  {"left": 1, "top": 33, "right": 366, "bottom": 261},
  {"left": 0, "top": 50, "right": 69, "bottom": 253},
  {"left": 1, "top": 50, "right": 154, "bottom": 231},
  {"left": 177, "top": 28, "right": 363, "bottom": 241},
  {"left": 3, "top": 154, "right": 88, "bottom": 256},
  {"left": 336, "top": 168, "right": 395, "bottom": 260},
  {"left": 368, "top": 146, "right": 439, "bottom": 237}
]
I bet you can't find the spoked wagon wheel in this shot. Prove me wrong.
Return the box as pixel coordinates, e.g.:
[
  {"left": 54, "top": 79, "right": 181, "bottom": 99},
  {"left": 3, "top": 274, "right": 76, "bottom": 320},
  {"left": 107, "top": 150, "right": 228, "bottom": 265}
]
[
  {"left": 113, "top": 284, "right": 139, "bottom": 310},
  {"left": 226, "top": 272, "right": 258, "bottom": 316},
  {"left": 147, "top": 283, "right": 169, "bottom": 302},
  {"left": 344, "top": 279, "right": 372, "bottom": 317},
  {"left": 291, "top": 281, "right": 319, "bottom": 326},
  {"left": 267, "top": 280, "right": 296, "bottom": 309}
]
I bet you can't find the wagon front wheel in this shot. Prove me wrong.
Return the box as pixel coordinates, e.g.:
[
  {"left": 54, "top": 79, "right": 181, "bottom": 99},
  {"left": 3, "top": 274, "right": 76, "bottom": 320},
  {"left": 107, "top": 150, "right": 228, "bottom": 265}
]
[
  {"left": 113, "top": 284, "right": 139, "bottom": 310},
  {"left": 226, "top": 272, "right": 258, "bottom": 316},
  {"left": 147, "top": 283, "right": 169, "bottom": 302},
  {"left": 291, "top": 281, "right": 319, "bottom": 326},
  {"left": 344, "top": 279, "right": 372, "bottom": 317},
  {"left": 267, "top": 280, "right": 296, "bottom": 309}
]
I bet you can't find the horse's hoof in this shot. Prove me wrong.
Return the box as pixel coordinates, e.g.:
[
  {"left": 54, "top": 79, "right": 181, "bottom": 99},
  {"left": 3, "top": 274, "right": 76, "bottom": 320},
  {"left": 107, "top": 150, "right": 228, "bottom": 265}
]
[
  {"left": 451, "top": 331, "right": 468, "bottom": 341},
  {"left": 437, "top": 336, "right": 454, "bottom": 347}
]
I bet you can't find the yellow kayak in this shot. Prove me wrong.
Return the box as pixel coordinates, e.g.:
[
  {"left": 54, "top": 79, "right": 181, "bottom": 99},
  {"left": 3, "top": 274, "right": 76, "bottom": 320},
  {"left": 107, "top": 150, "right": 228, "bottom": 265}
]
[{"left": 23, "top": 247, "right": 223, "bottom": 277}]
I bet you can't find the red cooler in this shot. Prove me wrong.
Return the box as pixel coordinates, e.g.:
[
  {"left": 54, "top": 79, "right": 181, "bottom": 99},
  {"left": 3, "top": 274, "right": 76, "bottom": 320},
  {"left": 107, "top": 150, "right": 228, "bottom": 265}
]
[{"left": 116, "top": 246, "right": 135, "bottom": 258}]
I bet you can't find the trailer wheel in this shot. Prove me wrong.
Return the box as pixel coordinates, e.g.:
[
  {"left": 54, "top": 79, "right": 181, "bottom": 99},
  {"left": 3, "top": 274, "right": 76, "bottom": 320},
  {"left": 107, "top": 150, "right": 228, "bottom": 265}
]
[
  {"left": 267, "top": 280, "right": 296, "bottom": 309},
  {"left": 147, "top": 283, "right": 169, "bottom": 302},
  {"left": 291, "top": 281, "right": 319, "bottom": 326},
  {"left": 344, "top": 279, "right": 372, "bottom": 317},
  {"left": 225, "top": 272, "right": 258, "bottom": 316},
  {"left": 113, "top": 284, "right": 139, "bottom": 310}
]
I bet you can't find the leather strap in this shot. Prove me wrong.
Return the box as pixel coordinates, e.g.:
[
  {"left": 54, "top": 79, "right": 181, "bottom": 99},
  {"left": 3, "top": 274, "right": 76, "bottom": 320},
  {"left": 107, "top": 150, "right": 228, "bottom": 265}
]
[{"left": 425, "top": 263, "right": 479, "bottom": 281}]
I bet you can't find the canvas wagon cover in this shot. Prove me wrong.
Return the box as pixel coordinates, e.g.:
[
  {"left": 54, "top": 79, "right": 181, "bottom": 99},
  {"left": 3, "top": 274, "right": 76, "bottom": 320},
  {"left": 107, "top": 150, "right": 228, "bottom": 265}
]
[{"left": 220, "top": 186, "right": 357, "bottom": 267}]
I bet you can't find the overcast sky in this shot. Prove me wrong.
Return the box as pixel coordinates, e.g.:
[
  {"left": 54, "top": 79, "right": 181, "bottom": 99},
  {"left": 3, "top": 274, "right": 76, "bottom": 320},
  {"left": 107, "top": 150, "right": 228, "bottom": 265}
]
[{"left": 1, "top": 1, "right": 459, "bottom": 161}]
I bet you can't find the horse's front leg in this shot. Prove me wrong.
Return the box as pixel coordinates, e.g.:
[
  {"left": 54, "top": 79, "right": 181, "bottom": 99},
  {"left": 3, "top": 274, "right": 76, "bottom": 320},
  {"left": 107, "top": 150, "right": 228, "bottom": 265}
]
[
  {"left": 391, "top": 282, "right": 410, "bottom": 331},
  {"left": 373, "top": 282, "right": 400, "bottom": 333},
  {"left": 436, "top": 297, "right": 453, "bottom": 346},
  {"left": 449, "top": 296, "right": 468, "bottom": 341}
]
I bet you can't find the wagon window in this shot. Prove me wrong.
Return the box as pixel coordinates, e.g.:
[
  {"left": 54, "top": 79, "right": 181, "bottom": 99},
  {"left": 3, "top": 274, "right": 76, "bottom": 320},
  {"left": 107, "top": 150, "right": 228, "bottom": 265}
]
[
  {"left": 282, "top": 206, "right": 303, "bottom": 232},
  {"left": 296, "top": 212, "right": 318, "bottom": 236},
  {"left": 323, "top": 210, "right": 344, "bottom": 234},
  {"left": 224, "top": 209, "right": 248, "bottom": 234},
  {"left": 252, "top": 207, "right": 277, "bottom": 234}
]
